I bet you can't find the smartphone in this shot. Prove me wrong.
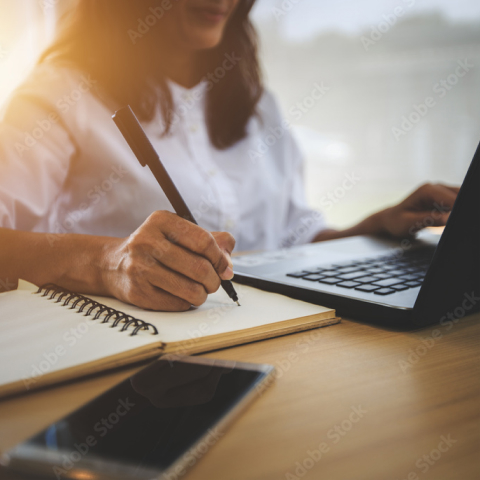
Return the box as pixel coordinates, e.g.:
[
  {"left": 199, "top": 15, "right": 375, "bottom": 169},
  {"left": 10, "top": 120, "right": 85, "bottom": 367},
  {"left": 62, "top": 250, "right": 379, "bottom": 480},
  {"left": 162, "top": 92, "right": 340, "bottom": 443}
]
[{"left": 0, "top": 356, "right": 275, "bottom": 480}]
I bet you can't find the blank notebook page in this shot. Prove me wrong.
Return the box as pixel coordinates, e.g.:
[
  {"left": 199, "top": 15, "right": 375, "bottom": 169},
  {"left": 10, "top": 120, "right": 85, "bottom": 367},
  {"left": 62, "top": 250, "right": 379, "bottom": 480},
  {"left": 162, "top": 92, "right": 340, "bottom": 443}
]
[
  {"left": 87, "top": 281, "right": 333, "bottom": 343},
  {"left": 0, "top": 280, "right": 334, "bottom": 395}
]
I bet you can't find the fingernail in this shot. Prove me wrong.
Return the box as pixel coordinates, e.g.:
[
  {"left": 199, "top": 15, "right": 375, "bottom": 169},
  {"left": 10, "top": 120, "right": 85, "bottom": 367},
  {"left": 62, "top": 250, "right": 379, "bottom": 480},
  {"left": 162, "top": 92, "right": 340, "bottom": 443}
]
[{"left": 221, "top": 266, "right": 234, "bottom": 280}]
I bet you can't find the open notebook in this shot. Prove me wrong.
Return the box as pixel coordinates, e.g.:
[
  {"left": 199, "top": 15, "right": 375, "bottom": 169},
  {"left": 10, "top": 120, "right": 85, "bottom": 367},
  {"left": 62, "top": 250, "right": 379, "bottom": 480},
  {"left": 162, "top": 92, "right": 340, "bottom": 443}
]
[{"left": 0, "top": 280, "right": 339, "bottom": 398}]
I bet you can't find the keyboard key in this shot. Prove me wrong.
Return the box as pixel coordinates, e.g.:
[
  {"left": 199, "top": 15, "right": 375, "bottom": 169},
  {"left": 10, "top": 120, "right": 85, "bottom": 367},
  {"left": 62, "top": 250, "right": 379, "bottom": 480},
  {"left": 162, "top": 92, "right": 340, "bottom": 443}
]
[
  {"left": 374, "top": 288, "right": 396, "bottom": 295},
  {"left": 399, "top": 274, "right": 419, "bottom": 281},
  {"left": 388, "top": 269, "right": 409, "bottom": 276},
  {"left": 317, "top": 277, "right": 342, "bottom": 285},
  {"left": 337, "top": 271, "right": 368, "bottom": 280},
  {"left": 355, "top": 284, "right": 381, "bottom": 292},
  {"left": 391, "top": 284, "right": 409, "bottom": 291},
  {"left": 374, "top": 273, "right": 393, "bottom": 279},
  {"left": 336, "top": 281, "right": 362, "bottom": 289},
  {"left": 287, "top": 271, "right": 308, "bottom": 278},
  {"left": 354, "top": 275, "right": 380, "bottom": 284},
  {"left": 302, "top": 274, "right": 325, "bottom": 282},
  {"left": 365, "top": 267, "right": 385, "bottom": 274},
  {"left": 373, "top": 278, "right": 404, "bottom": 287},
  {"left": 301, "top": 269, "right": 322, "bottom": 275},
  {"left": 320, "top": 270, "right": 341, "bottom": 277},
  {"left": 382, "top": 264, "right": 399, "bottom": 271},
  {"left": 335, "top": 266, "right": 364, "bottom": 274},
  {"left": 405, "top": 281, "right": 422, "bottom": 288}
]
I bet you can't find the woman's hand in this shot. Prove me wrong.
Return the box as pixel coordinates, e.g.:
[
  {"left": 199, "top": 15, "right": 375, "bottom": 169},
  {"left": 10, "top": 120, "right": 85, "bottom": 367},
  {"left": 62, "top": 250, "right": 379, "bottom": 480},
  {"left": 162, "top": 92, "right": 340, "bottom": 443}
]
[
  {"left": 375, "top": 183, "right": 459, "bottom": 237},
  {"left": 314, "top": 183, "right": 459, "bottom": 242},
  {"left": 102, "top": 211, "right": 235, "bottom": 311}
]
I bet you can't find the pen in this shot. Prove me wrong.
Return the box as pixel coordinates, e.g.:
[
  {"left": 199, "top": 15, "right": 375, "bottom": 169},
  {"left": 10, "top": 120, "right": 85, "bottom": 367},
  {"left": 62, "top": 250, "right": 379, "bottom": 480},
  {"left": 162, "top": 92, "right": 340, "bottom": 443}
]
[{"left": 112, "top": 105, "right": 240, "bottom": 306}]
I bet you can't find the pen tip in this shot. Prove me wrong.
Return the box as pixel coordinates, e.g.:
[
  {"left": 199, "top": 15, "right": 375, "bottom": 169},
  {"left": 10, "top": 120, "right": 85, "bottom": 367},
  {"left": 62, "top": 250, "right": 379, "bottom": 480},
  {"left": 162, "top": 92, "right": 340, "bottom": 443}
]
[{"left": 236, "top": 301, "right": 241, "bottom": 306}]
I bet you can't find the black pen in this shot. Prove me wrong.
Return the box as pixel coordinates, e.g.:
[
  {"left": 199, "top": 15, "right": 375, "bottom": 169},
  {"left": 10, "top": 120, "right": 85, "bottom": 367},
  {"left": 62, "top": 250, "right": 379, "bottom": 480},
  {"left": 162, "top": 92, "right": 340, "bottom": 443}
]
[{"left": 112, "top": 105, "right": 240, "bottom": 306}]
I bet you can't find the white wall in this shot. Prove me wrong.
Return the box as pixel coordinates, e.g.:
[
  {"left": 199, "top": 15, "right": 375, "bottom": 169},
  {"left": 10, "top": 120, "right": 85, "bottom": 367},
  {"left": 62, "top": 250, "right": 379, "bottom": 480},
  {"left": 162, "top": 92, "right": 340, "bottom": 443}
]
[{"left": 251, "top": 0, "right": 480, "bottom": 227}]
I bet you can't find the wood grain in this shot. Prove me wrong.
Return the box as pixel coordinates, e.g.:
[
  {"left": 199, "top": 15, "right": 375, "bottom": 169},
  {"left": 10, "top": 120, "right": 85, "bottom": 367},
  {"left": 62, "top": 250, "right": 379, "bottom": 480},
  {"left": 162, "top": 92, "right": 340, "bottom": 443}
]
[{"left": 0, "top": 312, "right": 478, "bottom": 480}]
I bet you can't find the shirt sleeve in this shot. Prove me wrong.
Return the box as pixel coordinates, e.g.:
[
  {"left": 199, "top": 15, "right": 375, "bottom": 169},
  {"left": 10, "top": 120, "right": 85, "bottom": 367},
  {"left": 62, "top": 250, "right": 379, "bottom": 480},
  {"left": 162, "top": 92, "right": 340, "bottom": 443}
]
[
  {"left": 279, "top": 128, "right": 326, "bottom": 248},
  {"left": 0, "top": 76, "right": 76, "bottom": 231}
]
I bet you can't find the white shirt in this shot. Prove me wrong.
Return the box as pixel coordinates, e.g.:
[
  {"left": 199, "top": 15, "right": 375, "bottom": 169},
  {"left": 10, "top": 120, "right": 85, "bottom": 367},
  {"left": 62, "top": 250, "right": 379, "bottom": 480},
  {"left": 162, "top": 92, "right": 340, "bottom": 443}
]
[{"left": 0, "top": 64, "right": 325, "bottom": 252}]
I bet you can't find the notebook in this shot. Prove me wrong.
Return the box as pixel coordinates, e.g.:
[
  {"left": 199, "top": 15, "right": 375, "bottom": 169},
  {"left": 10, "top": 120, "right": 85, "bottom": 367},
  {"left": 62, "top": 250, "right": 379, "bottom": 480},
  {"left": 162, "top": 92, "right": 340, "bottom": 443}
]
[{"left": 0, "top": 280, "right": 339, "bottom": 399}]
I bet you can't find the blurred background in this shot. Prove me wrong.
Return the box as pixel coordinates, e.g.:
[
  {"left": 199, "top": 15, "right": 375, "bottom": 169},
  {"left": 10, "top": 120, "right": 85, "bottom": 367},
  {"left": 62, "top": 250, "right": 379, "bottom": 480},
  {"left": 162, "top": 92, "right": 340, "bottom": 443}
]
[{"left": 1, "top": 0, "right": 479, "bottom": 228}]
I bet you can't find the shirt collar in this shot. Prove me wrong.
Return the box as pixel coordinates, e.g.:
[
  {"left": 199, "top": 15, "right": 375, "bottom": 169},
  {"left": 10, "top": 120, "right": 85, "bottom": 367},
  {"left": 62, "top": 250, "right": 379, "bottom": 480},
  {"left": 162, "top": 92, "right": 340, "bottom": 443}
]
[{"left": 167, "top": 79, "right": 208, "bottom": 108}]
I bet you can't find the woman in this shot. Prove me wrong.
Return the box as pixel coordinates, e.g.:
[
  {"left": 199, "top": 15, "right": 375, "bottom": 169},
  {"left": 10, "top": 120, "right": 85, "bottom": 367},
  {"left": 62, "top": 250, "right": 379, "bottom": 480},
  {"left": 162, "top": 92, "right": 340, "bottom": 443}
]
[{"left": 0, "top": 0, "right": 458, "bottom": 311}]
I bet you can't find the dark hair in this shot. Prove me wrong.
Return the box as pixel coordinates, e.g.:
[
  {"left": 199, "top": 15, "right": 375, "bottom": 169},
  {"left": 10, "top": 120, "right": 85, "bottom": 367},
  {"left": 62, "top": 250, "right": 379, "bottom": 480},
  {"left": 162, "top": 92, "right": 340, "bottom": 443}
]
[{"left": 40, "top": 0, "right": 262, "bottom": 149}]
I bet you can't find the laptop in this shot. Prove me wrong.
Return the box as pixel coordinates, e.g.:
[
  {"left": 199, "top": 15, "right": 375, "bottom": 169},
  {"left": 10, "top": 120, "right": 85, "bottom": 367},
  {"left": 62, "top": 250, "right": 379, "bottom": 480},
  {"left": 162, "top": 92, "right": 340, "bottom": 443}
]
[{"left": 233, "top": 142, "right": 480, "bottom": 329}]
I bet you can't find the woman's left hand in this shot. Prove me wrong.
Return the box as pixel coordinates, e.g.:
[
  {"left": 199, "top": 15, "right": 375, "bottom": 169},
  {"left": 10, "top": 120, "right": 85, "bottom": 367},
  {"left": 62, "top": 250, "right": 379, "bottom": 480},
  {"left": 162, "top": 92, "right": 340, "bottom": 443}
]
[
  {"left": 314, "top": 183, "right": 460, "bottom": 243},
  {"left": 375, "top": 183, "right": 459, "bottom": 237}
]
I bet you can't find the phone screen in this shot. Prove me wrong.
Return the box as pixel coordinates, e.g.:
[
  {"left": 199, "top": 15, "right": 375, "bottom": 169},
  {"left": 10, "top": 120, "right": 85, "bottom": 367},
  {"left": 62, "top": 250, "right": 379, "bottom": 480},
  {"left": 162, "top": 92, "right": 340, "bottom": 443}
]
[{"left": 11, "top": 357, "right": 271, "bottom": 478}]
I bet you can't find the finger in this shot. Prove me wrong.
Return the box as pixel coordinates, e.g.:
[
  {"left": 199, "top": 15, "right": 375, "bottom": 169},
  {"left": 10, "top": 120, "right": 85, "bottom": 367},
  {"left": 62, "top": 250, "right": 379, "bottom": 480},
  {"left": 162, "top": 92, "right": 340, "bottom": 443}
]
[
  {"left": 147, "top": 262, "right": 209, "bottom": 307},
  {"left": 441, "top": 185, "right": 460, "bottom": 194},
  {"left": 211, "top": 231, "right": 236, "bottom": 255},
  {"left": 212, "top": 231, "right": 236, "bottom": 279},
  {"left": 150, "top": 242, "right": 221, "bottom": 294},
  {"left": 159, "top": 215, "right": 232, "bottom": 279},
  {"left": 126, "top": 282, "right": 191, "bottom": 312},
  {"left": 410, "top": 183, "right": 458, "bottom": 211},
  {"left": 403, "top": 210, "right": 450, "bottom": 234}
]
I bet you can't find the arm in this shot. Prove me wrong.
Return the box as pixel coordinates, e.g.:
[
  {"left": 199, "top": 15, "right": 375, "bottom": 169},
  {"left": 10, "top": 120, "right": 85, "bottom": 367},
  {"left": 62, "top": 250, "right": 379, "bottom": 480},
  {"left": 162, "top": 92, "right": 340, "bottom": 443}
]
[
  {"left": 0, "top": 211, "right": 235, "bottom": 311},
  {"left": 313, "top": 183, "right": 459, "bottom": 242}
]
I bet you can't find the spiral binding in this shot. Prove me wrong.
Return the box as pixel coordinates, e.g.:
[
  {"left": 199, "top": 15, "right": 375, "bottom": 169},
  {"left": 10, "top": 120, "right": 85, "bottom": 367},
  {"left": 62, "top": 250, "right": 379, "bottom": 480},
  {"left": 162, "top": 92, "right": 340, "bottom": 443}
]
[{"left": 35, "top": 284, "right": 158, "bottom": 336}]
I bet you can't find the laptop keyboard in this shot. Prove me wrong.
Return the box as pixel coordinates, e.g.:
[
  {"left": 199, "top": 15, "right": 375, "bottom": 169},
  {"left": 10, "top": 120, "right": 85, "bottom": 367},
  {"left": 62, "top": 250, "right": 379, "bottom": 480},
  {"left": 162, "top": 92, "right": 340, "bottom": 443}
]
[{"left": 286, "top": 248, "right": 434, "bottom": 296}]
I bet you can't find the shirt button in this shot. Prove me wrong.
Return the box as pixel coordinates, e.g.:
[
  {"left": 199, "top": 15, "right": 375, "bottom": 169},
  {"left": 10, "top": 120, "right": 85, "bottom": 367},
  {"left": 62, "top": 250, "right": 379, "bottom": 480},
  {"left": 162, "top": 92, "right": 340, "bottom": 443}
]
[
  {"left": 208, "top": 169, "right": 217, "bottom": 177},
  {"left": 224, "top": 219, "right": 235, "bottom": 229},
  {"left": 189, "top": 124, "right": 198, "bottom": 133}
]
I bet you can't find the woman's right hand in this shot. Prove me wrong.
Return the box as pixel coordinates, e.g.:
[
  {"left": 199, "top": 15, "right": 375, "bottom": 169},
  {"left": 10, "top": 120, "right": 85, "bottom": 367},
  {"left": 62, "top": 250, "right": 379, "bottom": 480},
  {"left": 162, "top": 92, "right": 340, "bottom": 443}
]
[{"left": 102, "top": 211, "right": 235, "bottom": 311}]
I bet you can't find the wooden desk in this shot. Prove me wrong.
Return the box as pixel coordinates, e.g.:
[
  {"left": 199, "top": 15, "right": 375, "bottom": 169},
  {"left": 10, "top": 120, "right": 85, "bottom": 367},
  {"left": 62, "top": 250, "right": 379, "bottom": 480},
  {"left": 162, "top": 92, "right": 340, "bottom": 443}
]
[{"left": 1, "top": 314, "right": 479, "bottom": 480}]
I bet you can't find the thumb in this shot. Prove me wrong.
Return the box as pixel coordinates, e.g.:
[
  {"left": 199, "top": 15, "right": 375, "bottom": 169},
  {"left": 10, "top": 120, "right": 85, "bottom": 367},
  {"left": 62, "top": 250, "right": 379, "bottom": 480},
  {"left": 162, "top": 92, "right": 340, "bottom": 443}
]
[
  {"left": 403, "top": 210, "right": 450, "bottom": 235},
  {"left": 211, "top": 231, "right": 236, "bottom": 280}
]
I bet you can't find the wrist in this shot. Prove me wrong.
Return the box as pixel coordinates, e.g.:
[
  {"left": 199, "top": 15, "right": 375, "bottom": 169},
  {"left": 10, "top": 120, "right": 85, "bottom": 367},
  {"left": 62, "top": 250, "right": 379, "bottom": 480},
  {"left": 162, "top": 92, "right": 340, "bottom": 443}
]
[
  {"left": 327, "top": 209, "right": 390, "bottom": 240},
  {"left": 55, "top": 234, "right": 123, "bottom": 296},
  {"left": 98, "top": 236, "right": 126, "bottom": 297},
  {"left": 358, "top": 208, "right": 390, "bottom": 236}
]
